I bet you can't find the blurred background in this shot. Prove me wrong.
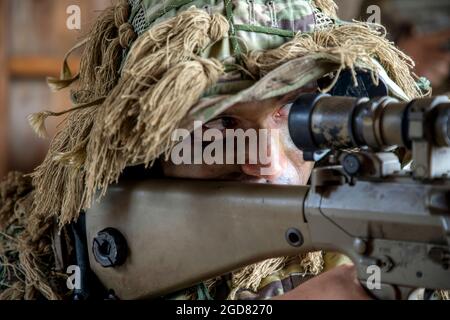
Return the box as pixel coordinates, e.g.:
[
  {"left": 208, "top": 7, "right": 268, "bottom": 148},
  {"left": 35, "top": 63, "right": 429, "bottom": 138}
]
[{"left": 0, "top": 0, "right": 449, "bottom": 178}]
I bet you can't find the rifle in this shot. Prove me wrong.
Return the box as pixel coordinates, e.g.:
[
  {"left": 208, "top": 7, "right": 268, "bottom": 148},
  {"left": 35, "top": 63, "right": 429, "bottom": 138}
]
[{"left": 84, "top": 94, "right": 450, "bottom": 300}]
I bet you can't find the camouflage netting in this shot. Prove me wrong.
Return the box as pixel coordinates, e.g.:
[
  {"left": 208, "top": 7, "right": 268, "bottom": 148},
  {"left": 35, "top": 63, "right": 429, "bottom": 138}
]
[
  {"left": 0, "top": 0, "right": 439, "bottom": 300},
  {"left": 28, "top": 0, "right": 423, "bottom": 234},
  {"left": 0, "top": 172, "right": 67, "bottom": 300}
]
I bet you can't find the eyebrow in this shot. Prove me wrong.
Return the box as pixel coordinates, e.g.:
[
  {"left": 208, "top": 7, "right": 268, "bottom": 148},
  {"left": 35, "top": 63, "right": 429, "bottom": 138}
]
[
  {"left": 280, "top": 84, "right": 318, "bottom": 104},
  {"left": 214, "top": 92, "right": 301, "bottom": 119}
]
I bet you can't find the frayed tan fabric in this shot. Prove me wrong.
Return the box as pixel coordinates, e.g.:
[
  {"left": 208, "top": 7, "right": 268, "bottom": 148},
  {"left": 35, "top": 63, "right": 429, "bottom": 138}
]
[
  {"left": 79, "top": 0, "right": 137, "bottom": 99},
  {"left": 20, "top": 0, "right": 428, "bottom": 301},
  {"left": 228, "top": 257, "right": 291, "bottom": 300},
  {"left": 81, "top": 10, "right": 229, "bottom": 209},
  {"left": 30, "top": 108, "right": 101, "bottom": 232},
  {"left": 28, "top": 97, "right": 106, "bottom": 140},
  {"left": 45, "top": 0, "right": 130, "bottom": 100},
  {"left": 438, "top": 290, "right": 449, "bottom": 300},
  {"left": 0, "top": 172, "right": 64, "bottom": 300},
  {"left": 83, "top": 58, "right": 224, "bottom": 210},
  {"left": 46, "top": 39, "right": 88, "bottom": 92},
  {"left": 243, "top": 22, "right": 422, "bottom": 99},
  {"left": 31, "top": 11, "right": 423, "bottom": 230},
  {"left": 313, "top": 0, "right": 338, "bottom": 19},
  {"left": 31, "top": 7, "right": 229, "bottom": 228},
  {"left": 226, "top": 251, "right": 324, "bottom": 300},
  {"left": 30, "top": 0, "right": 423, "bottom": 229}
]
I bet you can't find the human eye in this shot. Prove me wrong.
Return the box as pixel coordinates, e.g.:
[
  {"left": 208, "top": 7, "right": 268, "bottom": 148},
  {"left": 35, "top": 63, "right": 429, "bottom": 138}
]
[
  {"left": 275, "top": 103, "right": 292, "bottom": 119},
  {"left": 204, "top": 116, "right": 238, "bottom": 132}
]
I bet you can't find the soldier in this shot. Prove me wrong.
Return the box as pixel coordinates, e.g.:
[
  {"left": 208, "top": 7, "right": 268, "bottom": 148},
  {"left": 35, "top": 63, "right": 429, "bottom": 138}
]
[{"left": 0, "top": 0, "right": 426, "bottom": 300}]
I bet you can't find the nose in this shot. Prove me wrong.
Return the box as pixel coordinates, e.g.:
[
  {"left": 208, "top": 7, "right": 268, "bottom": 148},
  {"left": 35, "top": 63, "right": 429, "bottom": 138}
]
[{"left": 240, "top": 130, "right": 287, "bottom": 182}]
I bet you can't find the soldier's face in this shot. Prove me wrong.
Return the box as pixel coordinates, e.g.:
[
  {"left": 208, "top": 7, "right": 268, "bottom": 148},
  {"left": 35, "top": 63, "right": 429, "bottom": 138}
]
[{"left": 161, "top": 94, "right": 315, "bottom": 185}]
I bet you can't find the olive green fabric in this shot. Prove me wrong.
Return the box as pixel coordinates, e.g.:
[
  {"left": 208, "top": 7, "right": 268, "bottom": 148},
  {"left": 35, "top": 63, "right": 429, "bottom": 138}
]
[
  {"left": 132, "top": 0, "right": 321, "bottom": 54},
  {"left": 126, "top": 0, "right": 335, "bottom": 86},
  {"left": 125, "top": 0, "right": 411, "bottom": 133}
]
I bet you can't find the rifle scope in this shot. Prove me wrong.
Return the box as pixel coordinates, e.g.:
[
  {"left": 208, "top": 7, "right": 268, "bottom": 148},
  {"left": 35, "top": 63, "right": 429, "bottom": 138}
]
[{"left": 288, "top": 94, "right": 450, "bottom": 155}]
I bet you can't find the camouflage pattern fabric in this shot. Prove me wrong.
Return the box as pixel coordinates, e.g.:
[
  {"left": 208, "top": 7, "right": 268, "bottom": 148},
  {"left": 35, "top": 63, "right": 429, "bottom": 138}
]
[
  {"left": 166, "top": 252, "right": 352, "bottom": 300},
  {"left": 120, "top": 0, "right": 412, "bottom": 301},
  {"left": 126, "top": 0, "right": 410, "bottom": 133},
  {"left": 8, "top": 0, "right": 423, "bottom": 300}
]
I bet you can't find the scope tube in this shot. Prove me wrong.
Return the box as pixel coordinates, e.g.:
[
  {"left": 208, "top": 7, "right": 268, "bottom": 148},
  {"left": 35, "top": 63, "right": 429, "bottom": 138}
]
[{"left": 289, "top": 94, "right": 450, "bottom": 152}]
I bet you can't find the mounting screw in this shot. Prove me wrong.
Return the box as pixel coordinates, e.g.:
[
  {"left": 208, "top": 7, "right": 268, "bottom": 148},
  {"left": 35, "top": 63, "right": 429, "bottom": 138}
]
[
  {"left": 342, "top": 154, "right": 361, "bottom": 176},
  {"left": 93, "top": 228, "right": 128, "bottom": 268},
  {"left": 285, "top": 228, "right": 304, "bottom": 247},
  {"left": 353, "top": 238, "right": 367, "bottom": 255},
  {"left": 379, "top": 255, "right": 394, "bottom": 272}
]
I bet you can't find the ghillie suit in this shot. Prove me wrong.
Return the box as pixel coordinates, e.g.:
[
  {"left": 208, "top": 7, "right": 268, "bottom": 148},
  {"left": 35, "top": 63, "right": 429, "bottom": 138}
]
[
  {"left": 0, "top": 173, "right": 67, "bottom": 300},
  {"left": 1, "top": 0, "right": 441, "bottom": 300}
]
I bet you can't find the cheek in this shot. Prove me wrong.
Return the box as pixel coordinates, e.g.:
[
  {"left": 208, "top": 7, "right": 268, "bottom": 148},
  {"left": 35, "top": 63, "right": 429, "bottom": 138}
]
[
  {"left": 284, "top": 150, "right": 314, "bottom": 185},
  {"left": 162, "top": 133, "right": 235, "bottom": 179},
  {"left": 280, "top": 127, "right": 314, "bottom": 185}
]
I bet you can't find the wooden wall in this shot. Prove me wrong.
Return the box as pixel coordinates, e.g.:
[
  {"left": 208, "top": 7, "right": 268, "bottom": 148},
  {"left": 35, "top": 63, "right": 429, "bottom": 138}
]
[
  {"left": 0, "top": 0, "right": 110, "bottom": 178},
  {"left": 0, "top": 0, "right": 8, "bottom": 178},
  {"left": 335, "top": 0, "right": 364, "bottom": 20}
]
